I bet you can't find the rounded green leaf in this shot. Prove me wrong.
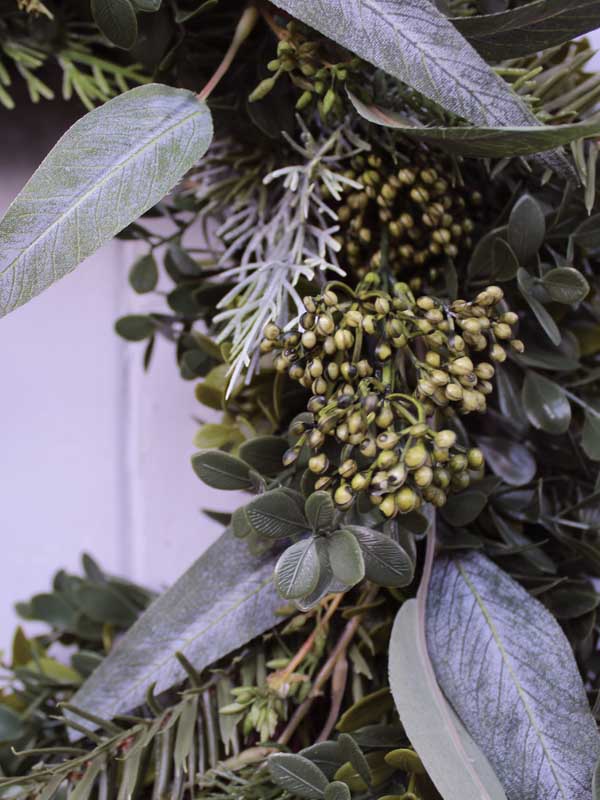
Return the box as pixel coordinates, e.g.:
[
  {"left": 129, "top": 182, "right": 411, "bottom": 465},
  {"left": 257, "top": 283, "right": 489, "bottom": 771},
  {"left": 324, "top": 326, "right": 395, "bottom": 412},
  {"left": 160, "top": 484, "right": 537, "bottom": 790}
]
[
  {"left": 274, "top": 538, "right": 321, "bottom": 600},
  {"left": 115, "top": 314, "right": 155, "bottom": 341},
  {"left": 245, "top": 489, "right": 308, "bottom": 539},
  {"left": 131, "top": 0, "right": 160, "bottom": 10},
  {"left": 231, "top": 507, "right": 252, "bottom": 539},
  {"left": 324, "top": 782, "right": 352, "bottom": 800},
  {"left": 508, "top": 195, "right": 545, "bottom": 264},
  {"left": 91, "top": 0, "right": 138, "bottom": 50},
  {"left": 522, "top": 371, "right": 571, "bottom": 435},
  {"left": 327, "top": 531, "right": 365, "bottom": 587},
  {"left": 541, "top": 267, "right": 589, "bottom": 304},
  {"left": 305, "top": 491, "right": 336, "bottom": 533},
  {"left": 269, "top": 753, "right": 329, "bottom": 799},
  {"left": 344, "top": 526, "right": 413, "bottom": 588},
  {"left": 441, "top": 491, "right": 488, "bottom": 527},
  {"left": 476, "top": 436, "right": 536, "bottom": 487},
  {"left": 191, "top": 450, "right": 253, "bottom": 490},
  {"left": 129, "top": 253, "right": 158, "bottom": 293},
  {"left": 238, "top": 436, "right": 288, "bottom": 477}
]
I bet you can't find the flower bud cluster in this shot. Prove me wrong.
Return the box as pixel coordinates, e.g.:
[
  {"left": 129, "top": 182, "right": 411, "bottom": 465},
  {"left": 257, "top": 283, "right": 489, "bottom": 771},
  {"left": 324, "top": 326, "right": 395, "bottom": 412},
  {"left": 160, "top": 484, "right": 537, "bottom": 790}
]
[
  {"left": 260, "top": 278, "right": 521, "bottom": 515},
  {"left": 333, "top": 149, "right": 479, "bottom": 284},
  {"left": 250, "top": 21, "right": 360, "bottom": 118}
]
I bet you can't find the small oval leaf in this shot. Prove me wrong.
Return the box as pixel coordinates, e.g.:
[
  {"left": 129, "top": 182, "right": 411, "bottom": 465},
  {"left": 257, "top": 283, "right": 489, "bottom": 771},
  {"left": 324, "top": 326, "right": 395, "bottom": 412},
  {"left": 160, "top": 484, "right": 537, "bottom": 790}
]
[
  {"left": 327, "top": 531, "right": 365, "bottom": 587},
  {"left": 245, "top": 489, "right": 308, "bottom": 539},
  {"left": 92, "top": 0, "right": 138, "bottom": 49},
  {"left": 191, "top": 450, "right": 253, "bottom": 490},
  {"left": 275, "top": 538, "right": 321, "bottom": 600},
  {"left": 305, "top": 491, "right": 336, "bottom": 534},
  {"left": 522, "top": 371, "right": 572, "bottom": 435},
  {"left": 344, "top": 526, "right": 414, "bottom": 588},
  {"left": 269, "top": 753, "right": 329, "bottom": 799}
]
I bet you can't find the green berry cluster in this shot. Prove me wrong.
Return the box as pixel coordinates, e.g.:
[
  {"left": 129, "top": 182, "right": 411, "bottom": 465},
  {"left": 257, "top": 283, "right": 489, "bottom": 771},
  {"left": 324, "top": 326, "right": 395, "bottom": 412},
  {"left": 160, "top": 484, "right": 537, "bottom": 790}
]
[
  {"left": 332, "top": 149, "right": 479, "bottom": 286},
  {"left": 260, "top": 277, "right": 522, "bottom": 516},
  {"left": 250, "top": 21, "right": 360, "bottom": 117}
]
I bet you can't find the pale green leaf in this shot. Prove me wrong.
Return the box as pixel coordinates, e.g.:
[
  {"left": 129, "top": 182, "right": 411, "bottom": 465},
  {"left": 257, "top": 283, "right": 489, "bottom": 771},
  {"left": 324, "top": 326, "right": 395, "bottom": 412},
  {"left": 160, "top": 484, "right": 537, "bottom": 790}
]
[
  {"left": 275, "top": 538, "right": 321, "bottom": 600},
  {"left": 327, "top": 531, "right": 365, "bottom": 588},
  {"left": 269, "top": 753, "right": 329, "bottom": 799},
  {"left": 0, "top": 84, "right": 212, "bottom": 318},
  {"left": 427, "top": 552, "right": 600, "bottom": 800}
]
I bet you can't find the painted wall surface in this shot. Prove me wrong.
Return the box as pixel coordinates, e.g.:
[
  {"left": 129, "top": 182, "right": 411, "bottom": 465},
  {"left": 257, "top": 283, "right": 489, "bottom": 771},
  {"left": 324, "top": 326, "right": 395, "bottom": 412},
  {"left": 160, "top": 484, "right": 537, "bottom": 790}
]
[{"left": 1, "top": 32, "right": 600, "bottom": 650}]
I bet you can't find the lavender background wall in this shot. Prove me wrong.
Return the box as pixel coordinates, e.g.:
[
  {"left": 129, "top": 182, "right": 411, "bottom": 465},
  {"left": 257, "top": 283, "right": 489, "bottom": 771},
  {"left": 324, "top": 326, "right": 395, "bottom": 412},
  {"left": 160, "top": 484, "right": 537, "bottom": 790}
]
[{"left": 1, "top": 36, "right": 600, "bottom": 651}]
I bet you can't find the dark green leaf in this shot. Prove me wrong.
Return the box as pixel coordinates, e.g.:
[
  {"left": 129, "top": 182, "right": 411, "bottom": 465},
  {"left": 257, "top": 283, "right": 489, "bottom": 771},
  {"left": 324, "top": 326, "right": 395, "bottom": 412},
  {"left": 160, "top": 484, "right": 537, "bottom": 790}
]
[
  {"left": 441, "top": 491, "right": 487, "bottom": 526},
  {"left": 541, "top": 267, "right": 589, "bottom": 304},
  {"left": 300, "top": 742, "right": 344, "bottom": 779},
  {"left": 269, "top": 753, "right": 329, "bottom": 799},
  {"left": 115, "top": 314, "right": 156, "bottom": 341},
  {"left": 275, "top": 538, "right": 321, "bottom": 600},
  {"left": 454, "top": 0, "right": 600, "bottom": 61},
  {"left": 305, "top": 491, "right": 336, "bottom": 534},
  {"left": 91, "top": 0, "right": 137, "bottom": 49},
  {"left": 344, "top": 526, "right": 413, "bottom": 587},
  {"left": 508, "top": 195, "right": 545, "bottom": 264},
  {"left": 70, "top": 530, "right": 283, "bottom": 719},
  {"left": 324, "top": 782, "right": 352, "bottom": 800},
  {"left": 238, "top": 436, "right": 287, "bottom": 477},
  {"left": 232, "top": 506, "right": 253, "bottom": 539},
  {"left": 129, "top": 253, "right": 158, "bottom": 293},
  {"left": 0, "top": 706, "right": 26, "bottom": 742},
  {"left": 582, "top": 407, "right": 600, "bottom": 461},
  {"left": 574, "top": 213, "right": 600, "bottom": 251},
  {"left": 517, "top": 268, "right": 561, "bottom": 345},
  {"left": 245, "top": 489, "right": 308, "bottom": 539},
  {"left": 522, "top": 371, "right": 572, "bottom": 434},
  {"left": 0, "top": 85, "right": 212, "bottom": 318},
  {"left": 477, "top": 436, "right": 536, "bottom": 487},
  {"left": 547, "top": 584, "right": 600, "bottom": 619},
  {"left": 427, "top": 552, "right": 600, "bottom": 800},
  {"left": 338, "top": 734, "right": 371, "bottom": 787},
  {"left": 75, "top": 586, "right": 137, "bottom": 627},
  {"left": 489, "top": 508, "right": 555, "bottom": 574},
  {"left": 131, "top": 0, "right": 160, "bottom": 11},
  {"left": 191, "top": 450, "right": 253, "bottom": 490},
  {"left": 349, "top": 93, "right": 600, "bottom": 159},
  {"left": 29, "top": 593, "right": 77, "bottom": 629},
  {"left": 327, "top": 531, "right": 365, "bottom": 587}
]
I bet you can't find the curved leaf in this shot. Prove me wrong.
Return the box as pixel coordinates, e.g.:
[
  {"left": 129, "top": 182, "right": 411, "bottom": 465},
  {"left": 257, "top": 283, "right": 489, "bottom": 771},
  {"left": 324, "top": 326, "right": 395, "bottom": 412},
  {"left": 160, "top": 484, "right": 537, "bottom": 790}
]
[
  {"left": 275, "top": 538, "right": 321, "bottom": 599},
  {"left": 522, "top": 371, "right": 572, "bottom": 434},
  {"left": 0, "top": 84, "right": 212, "bottom": 318},
  {"left": 70, "top": 530, "right": 283, "bottom": 720},
  {"left": 454, "top": 0, "right": 600, "bottom": 61},
  {"left": 238, "top": 436, "right": 288, "bottom": 477},
  {"left": 305, "top": 491, "right": 336, "bottom": 534},
  {"left": 327, "top": 530, "right": 365, "bottom": 587},
  {"left": 349, "top": 93, "right": 600, "bottom": 157},
  {"left": 270, "top": 0, "right": 566, "bottom": 173},
  {"left": 541, "top": 267, "right": 590, "bottom": 304},
  {"left": 191, "top": 450, "right": 254, "bottom": 490},
  {"left": 91, "top": 0, "right": 138, "bottom": 49},
  {"left": 477, "top": 435, "right": 536, "bottom": 487},
  {"left": 427, "top": 551, "right": 600, "bottom": 800},
  {"left": 344, "top": 526, "right": 414, "bottom": 587},
  {"left": 246, "top": 489, "right": 308, "bottom": 539},
  {"left": 269, "top": 753, "right": 329, "bottom": 799}
]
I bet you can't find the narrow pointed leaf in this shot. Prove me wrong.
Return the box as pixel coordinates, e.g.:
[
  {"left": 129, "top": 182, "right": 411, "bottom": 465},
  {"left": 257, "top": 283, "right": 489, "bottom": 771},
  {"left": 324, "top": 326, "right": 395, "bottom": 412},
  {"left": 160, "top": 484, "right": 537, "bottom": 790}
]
[
  {"left": 70, "top": 529, "right": 283, "bottom": 720},
  {"left": 0, "top": 84, "right": 212, "bottom": 318},
  {"left": 427, "top": 552, "right": 600, "bottom": 800}
]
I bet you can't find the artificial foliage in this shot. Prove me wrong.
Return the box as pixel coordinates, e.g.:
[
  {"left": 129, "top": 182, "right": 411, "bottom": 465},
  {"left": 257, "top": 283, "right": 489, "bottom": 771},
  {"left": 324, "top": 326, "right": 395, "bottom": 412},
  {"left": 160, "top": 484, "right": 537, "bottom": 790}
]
[{"left": 2, "top": 1, "right": 600, "bottom": 799}]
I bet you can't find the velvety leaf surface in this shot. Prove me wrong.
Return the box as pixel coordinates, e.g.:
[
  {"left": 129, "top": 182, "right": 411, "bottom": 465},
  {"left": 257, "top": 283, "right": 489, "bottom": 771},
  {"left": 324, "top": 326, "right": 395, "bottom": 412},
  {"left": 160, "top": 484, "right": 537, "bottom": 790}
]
[
  {"left": 270, "top": 0, "right": 565, "bottom": 173},
  {"left": 0, "top": 84, "right": 212, "bottom": 318},
  {"left": 427, "top": 552, "right": 600, "bottom": 800},
  {"left": 70, "top": 529, "right": 282, "bottom": 720},
  {"left": 454, "top": 0, "right": 600, "bottom": 61}
]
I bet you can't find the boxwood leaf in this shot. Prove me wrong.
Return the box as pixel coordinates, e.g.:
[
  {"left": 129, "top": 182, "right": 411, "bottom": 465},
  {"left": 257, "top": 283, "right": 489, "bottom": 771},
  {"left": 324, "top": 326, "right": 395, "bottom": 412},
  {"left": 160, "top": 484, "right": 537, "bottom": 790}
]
[
  {"left": 390, "top": 598, "right": 508, "bottom": 800},
  {"left": 522, "top": 371, "right": 572, "bottom": 434},
  {"left": 275, "top": 538, "right": 321, "bottom": 600},
  {"left": 324, "top": 782, "right": 351, "bottom": 800},
  {"left": 245, "top": 489, "right": 308, "bottom": 539},
  {"left": 508, "top": 195, "right": 545, "bottom": 264},
  {"left": 476, "top": 436, "right": 536, "bottom": 487},
  {"left": 344, "top": 526, "right": 413, "bottom": 587},
  {"left": 517, "top": 268, "right": 562, "bottom": 345},
  {"left": 453, "top": 0, "right": 600, "bottom": 61},
  {"left": 191, "top": 450, "right": 253, "bottom": 490},
  {"left": 0, "top": 84, "right": 212, "bottom": 319},
  {"left": 427, "top": 551, "right": 600, "bottom": 800},
  {"left": 91, "top": 0, "right": 137, "bottom": 49},
  {"left": 129, "top": 253, "right": 158, "bottom": 294},
  {"left": 269, "top": 753, "right": 329, "bottom": 799},
  {"left": 441, "top": 491, "right": 487, "bottom": 526},
  {"left": 582, "top": 405, "right": 600, "bottom": 461},
  {"left": 327, "top": 531, "right": 365, "bottom": 588},
  {"left": 305, "top": 491, "right": 336, "bottom": 534},
  {"left": 70, "top": 529, "right": 283, "bottom": 720},
  {"left": 541, "top": 267, "right": 590, "bottom": 304},
  {"left": 349, "top": 93, "right": 600, "bottom": 158},
  {"left": 270, "top": 0, "right": 566, "bottom": 173}
]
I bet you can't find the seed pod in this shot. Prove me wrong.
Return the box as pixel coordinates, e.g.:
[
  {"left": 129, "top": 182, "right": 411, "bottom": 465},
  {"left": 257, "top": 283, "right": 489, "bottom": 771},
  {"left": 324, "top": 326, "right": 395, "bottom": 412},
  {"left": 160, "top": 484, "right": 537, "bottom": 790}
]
[
  {"left": 414, "top": 465, "right": 433, "bottom": 488},
  {"left": 283, "top": 447, "right": 300, "bottom": 466},
  {"left": 334, "top": 483, "right": 354, "bottom": 509},
  {"left": 396, "top": 486, "right": 417, "bottom": 513},
  {"left": 339, "top": 459, "right": 358, "bottom": 479},
  {"left": 405, "top": 445, "right": 427, "bottom": 470},
  {"left": 309, "top": 454, "right": 329, "bottom": 474},
  {"left": 249, "top": 77, "right": 277, "bottom": 102},
  {"left": 435, "top": 430, "right": 456, "bottom": 449},
  {"left": 467, "top": 448, "right": 484, "bottom": 469}
]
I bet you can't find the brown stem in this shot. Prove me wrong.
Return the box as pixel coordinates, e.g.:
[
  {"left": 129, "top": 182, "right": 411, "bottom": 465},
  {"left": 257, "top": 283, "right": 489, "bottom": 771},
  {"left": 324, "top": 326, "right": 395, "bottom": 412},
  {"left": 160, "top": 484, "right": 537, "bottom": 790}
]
[
  {"left": 197, "top": 6, "right": 259, "bottom": 102},
  {"left": 316, "top": 654, "right": 348, "bottom": 742}
]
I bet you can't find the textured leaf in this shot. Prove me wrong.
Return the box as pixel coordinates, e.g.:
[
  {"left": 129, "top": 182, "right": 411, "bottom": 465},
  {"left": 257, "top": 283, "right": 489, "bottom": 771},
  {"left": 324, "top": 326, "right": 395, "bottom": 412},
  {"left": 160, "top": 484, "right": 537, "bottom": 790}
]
[
  {"left": 541, "top": 267, "right": 590, "bottom": 304},
  {"left": 454, "top": 0, "right": 600, "bottom": 61},
  {"left": 349, "top": 93, "right": 600, "bottom": 157},
  {"left": 270, "top": 0, "right": 565, "bottom": 172},
  {"left": 389, "top": 599, "right": 508, "bottom": 800},
  {"left": 91, "top": 0, "right": 137, "bottom": 49},
  {"left": 0, "top": 84, "right": 212, "bottom": 318},
  {"left": 275, "top": 538, "right": 321, "bottom": 599},
  {"left": 300, "top": 742, "right": 344, "bottom": 779},
  {"left": 305, "top": 491, "right": 336, "bottom": 534},
  {"left": 70, "top": 529, "right": 283, "bottom": 719},
  {"left": 324, "top": 782, "right": 352, "bottom": 800},
  {"left": 338, "top": 734, "right": 371, "bottom": 786},
  {"left": 344, "top": 526, "right": 414, "bottom": 587},
  {"left": 269, "top": 753, "right": 329, "bottom": 799},
  {"left": 522, "top": 371, "right": 572, "bottom": 434},
  {"left": 191, "top": 450, "right": 253, "bottom": 490},
  {"left": 427, "top": 551, "right": 600, "bottom": 800},
  {"left": 245, "top": 489, "right": 308, "bottom": 539}
]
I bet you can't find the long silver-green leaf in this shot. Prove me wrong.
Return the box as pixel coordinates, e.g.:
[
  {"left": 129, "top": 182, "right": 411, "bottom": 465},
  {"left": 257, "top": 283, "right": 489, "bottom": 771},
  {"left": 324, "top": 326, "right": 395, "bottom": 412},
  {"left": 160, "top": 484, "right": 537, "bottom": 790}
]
[
  {"left": 0, "top": 83, "right": 212, "bottom": 318},
  {"left": 427, "top": 552, "right": 600, "bottom": 800},
  {"left": 71, "top": 530, "right": 283, "bottom": 720},
  {"left": 269, "top": 0, "right": 564, "bottom": 171}
]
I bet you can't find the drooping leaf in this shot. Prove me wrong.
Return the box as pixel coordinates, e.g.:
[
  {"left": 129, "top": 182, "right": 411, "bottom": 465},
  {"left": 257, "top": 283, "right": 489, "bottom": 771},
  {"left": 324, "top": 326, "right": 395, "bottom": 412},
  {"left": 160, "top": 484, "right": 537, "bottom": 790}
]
[
  {"left": 453, "top": 0, "right": 600, "bottom": 61},
  {"left": 517, "top": 268, "right": 561, "bottom": 345},
  {"left": 191, "top": 450, "right": 254, "bottom": 490},
  {"left": 0, "top": 84, "right": 212, "bottom": 319},
  {"left": 522, "top": 371, "right": 572, "bottom": 434},
  {"left": 70, "top": 529, "right": 283, "bottom": 720},
  {"left": 344, "top": 526, "right": 414, "bottom": 587},
  {"left": 269, "top": 0, "right": 565, "bottom": 173},
  {"left": 275, "top": 538, "right": 321, "bottom": 600},
  {"left": 245, "top": 489, "right": 308, "bottom": 539},
  {"left": 305, "top": 491, "right": 336, "bottom": 534},
  {"left": 349, "top": 93, "right": 600, "bottom": 158},
  {"left": 508, "top": 195, "right": 546, "bottom": 265},
  {"left": 269, "top": 753, "right": 329, "bottom": 799},
  {"left": 389, "top": 599, "right": 508, "bottom": 800},
  {"left": 541, "top": 267, "right": 590, "bottom": 304},
  {"left": 327, "top": 530, "right": 365, "bottom": 587},
  {"left": 582, "top": 405, "right": 600, "bottom": 461},
  {"left": 477, "top": 436, "right": 536, "bottom": 487},
  {"left": 427, "top": 551, "right": 600, "bottom": 800},
  {"left": 91, "top": 0, "right": 138, "bottom": 49}
]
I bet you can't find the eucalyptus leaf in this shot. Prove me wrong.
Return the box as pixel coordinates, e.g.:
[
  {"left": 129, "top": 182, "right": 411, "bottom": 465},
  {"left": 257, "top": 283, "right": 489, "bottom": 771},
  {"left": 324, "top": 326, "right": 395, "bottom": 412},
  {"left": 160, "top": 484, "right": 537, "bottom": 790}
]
[
  {"left": 70, "top": 529, "right": 283, "bottom": 720},
  {"left": 91, "top": 0, "right": 137, "bottom": 49},
  {"left": 115, "top": 315, "right": 156, "bottom": 342},
  {"left": 453, "top": 0, "right": 600, "bottom": 61},
  {"left": 327, "top": 531, "right": 365, "bottom": 588},
  {"left": 541, "top": 267, "right": 590, "bottom": 304},
  {"left": 269, "top": 0, "right": 565, "bottom": 173},
  {"left": 389, "top": 598, "right": 508, "bottom": 800},
  {"left": 269, "top": 753, "right": 329, "bottom": 799},
  {"left": 349, "top": 93, "right": 600, "bottom": 158},
  {"left": 344, "top": 526, "right": 413, "bottom": 588},
  {"left": 191, "top": 450, "right": 254, "bottom": 491},
  {"left": 245, "top": 489, "right": 308, "bottom": 539},
  {"left": 427, "top": 551, "right": 600, "bottom": 800},
  {"left": 0, "top": 84, "right": 212, "bottom": 319},
  {"left": 275, "top": 538, "right": 321, "bottom": 600},
  {"left": 522, "top": 371, "right": 572, "bottom": 434}
]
